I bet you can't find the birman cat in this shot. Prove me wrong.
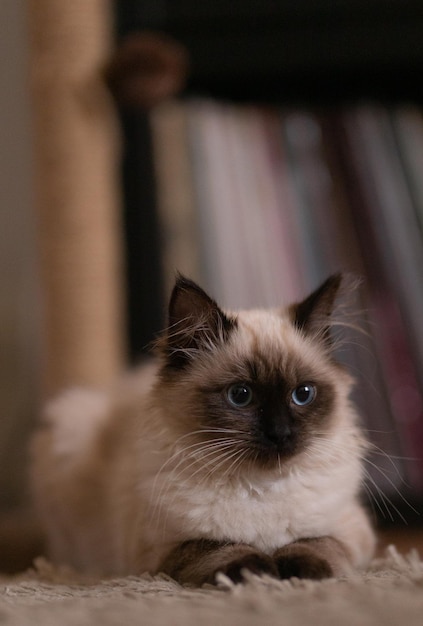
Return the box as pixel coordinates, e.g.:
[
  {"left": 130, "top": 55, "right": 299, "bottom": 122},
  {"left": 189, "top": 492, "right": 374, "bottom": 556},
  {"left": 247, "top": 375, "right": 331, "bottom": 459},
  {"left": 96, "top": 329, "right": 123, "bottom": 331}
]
[{"left": 31, "top": 274, "right": 375, "bottom": 585}]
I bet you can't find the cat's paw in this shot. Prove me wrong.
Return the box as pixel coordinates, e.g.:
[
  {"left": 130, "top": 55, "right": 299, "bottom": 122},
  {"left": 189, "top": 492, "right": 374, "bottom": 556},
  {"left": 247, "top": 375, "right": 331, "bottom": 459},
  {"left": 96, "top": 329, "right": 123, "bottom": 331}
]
[
  {"left": 274, "top": 546, "right": 333, "bottom": 580},
  {"left": 218, "top": 553, "right": 279, "bottom": 583}
]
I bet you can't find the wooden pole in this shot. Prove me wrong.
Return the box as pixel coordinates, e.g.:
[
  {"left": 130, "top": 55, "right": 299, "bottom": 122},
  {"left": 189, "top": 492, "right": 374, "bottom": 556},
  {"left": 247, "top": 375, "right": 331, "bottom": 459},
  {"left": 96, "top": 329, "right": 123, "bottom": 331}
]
[{"left": 29, "top": 0, "right": 125, "bottom": 395}]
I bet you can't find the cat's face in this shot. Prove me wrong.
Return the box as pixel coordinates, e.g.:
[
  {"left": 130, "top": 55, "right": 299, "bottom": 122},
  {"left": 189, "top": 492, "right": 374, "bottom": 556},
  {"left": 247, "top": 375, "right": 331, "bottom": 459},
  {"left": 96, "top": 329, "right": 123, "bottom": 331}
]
[{"left": 154, "top": 275, "right": 355, "bottom": 473}]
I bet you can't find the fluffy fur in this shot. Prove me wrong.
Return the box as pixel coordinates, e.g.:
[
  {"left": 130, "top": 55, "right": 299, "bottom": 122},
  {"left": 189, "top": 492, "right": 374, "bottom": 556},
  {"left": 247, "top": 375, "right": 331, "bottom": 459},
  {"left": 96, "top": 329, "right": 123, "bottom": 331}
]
[{"left": 31, "top": 275, "right": 376, "bottom": 584}]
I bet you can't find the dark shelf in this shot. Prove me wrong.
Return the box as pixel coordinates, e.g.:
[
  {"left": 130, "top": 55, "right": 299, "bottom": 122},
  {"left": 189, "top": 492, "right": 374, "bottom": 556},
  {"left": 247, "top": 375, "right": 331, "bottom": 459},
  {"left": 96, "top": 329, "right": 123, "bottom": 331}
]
[{"left": 116, "top": 0, "right": 423, "bottom": 102}]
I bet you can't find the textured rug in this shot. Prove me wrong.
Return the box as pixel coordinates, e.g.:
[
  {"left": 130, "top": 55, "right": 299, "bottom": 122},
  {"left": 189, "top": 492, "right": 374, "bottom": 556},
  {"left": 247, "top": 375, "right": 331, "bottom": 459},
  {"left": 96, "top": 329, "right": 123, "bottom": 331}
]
[{"left": 1, "top": 547, "right": 423, "bottom": 626}]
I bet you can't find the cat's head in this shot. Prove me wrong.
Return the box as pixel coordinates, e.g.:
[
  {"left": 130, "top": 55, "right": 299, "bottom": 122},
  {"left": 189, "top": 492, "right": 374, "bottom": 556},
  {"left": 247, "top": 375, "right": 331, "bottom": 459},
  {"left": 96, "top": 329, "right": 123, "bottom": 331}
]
[{"left": 154, "top": 274, "right": 358, "bottom": 473}]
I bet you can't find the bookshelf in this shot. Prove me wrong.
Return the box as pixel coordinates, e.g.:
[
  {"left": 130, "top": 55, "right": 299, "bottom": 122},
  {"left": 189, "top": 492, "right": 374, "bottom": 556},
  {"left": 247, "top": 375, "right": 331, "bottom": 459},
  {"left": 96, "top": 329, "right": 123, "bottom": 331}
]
[{"left": 112, "top": 1, "right": 423, "bottom": 525}]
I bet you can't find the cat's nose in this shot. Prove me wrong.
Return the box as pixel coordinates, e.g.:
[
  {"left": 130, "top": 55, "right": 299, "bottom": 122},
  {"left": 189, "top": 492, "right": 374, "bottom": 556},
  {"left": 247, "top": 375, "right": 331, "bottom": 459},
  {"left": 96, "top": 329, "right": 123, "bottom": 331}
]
[{"left": 263, "top": 420, "right": 293, "bottom": 447}]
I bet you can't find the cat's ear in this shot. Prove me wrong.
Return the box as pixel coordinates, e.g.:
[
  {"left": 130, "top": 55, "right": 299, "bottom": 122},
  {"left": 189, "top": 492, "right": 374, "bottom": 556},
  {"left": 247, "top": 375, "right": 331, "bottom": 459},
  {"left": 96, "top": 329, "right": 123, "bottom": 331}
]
[
  {"left": 291, "top": 274, "right": 350, "bottom": 346},
  {"left": 162, "top": 275, "right": 236, "bottom": 368}
]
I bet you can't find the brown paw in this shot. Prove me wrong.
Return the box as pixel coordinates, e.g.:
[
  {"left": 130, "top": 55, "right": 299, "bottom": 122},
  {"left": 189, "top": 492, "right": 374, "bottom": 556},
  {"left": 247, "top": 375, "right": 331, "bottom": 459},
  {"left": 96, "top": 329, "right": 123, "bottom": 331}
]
[
  {"left": 275, "top": 549, "right": 333, "bottom": 580},
  {"left": 219, "top": 553, "right": 279, "bottom": 583}
]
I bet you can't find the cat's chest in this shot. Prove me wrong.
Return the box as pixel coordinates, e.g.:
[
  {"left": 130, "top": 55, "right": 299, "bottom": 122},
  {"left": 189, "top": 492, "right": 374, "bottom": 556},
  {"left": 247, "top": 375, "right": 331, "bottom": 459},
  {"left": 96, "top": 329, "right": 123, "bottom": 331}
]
[{"left": 161, "top": 469, "right": 349, "bottom": 553}]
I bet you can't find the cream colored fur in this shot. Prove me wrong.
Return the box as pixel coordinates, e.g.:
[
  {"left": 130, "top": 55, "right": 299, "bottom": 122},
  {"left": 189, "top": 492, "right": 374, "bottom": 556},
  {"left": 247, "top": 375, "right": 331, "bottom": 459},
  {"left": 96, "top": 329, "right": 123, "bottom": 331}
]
[{"left": 31, "top": 305, "right": 376, "bottom": 578}]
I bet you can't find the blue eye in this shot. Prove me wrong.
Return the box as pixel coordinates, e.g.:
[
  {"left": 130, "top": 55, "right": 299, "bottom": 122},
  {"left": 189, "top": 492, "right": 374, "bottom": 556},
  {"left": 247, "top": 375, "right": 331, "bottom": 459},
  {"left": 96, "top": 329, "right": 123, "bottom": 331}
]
[
  {"left": 227, "top": 384, "right": 253, "bottom": 408},
  {"left": 291, "top": 384, "right": 316, "bottom": 407}
]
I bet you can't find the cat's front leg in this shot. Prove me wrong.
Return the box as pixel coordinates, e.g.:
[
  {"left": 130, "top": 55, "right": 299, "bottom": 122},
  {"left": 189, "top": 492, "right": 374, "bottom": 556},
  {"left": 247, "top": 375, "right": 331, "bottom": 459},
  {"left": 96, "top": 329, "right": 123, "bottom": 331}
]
[
  {"left": 159, "top": 539, "right": 279, "bottom": 585},
  {"left": 273, "top": 536, "right": 352, "bottom": 580}
]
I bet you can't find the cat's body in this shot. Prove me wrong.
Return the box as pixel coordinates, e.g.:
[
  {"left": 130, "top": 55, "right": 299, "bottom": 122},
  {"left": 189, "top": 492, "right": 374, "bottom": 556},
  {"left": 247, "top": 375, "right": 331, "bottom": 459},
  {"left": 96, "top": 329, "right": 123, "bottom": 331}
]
[{"left": 31, "top": 275, "right": 376, "bottom": 584}]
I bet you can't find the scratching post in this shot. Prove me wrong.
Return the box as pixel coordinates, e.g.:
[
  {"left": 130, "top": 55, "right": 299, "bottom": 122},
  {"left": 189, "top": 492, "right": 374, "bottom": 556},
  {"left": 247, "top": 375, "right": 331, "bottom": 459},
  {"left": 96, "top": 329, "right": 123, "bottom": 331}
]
[{"left": 29, "top": 0, "right": 125, "bottom": 395}]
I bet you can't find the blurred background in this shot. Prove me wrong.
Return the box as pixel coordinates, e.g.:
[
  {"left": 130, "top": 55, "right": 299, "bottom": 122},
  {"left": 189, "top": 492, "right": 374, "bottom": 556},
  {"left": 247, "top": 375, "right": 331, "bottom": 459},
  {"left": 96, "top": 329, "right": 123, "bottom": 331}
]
[{"left": 2, "top": 0, "right": 423, "bottom": 571}]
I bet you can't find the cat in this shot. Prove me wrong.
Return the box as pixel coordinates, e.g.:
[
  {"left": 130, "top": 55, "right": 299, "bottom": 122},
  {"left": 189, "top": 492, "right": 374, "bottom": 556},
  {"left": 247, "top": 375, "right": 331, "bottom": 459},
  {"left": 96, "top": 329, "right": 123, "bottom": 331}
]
[{"left": 31, "top": 273, "right": 376, "bottom": 585}]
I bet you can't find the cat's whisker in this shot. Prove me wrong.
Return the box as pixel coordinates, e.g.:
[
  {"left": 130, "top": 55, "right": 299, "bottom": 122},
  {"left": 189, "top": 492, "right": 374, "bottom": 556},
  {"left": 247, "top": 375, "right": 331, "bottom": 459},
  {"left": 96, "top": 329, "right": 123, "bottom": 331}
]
[
  {"left": 160, "top": 433, "right": 245, "bottom": 471},
  {"left": 159, "top": 446, "right": 246, "bottom": 533},
  {"left": 303, "top": 440, "right": 348, "bottom": 469},
  {"left": 367, "top": 442, "right": 418, "bottom": 464},
  {"left": 166, "top": 434, "right": 241, "bottom": 466},
  {"left": 195, "top": 444, "right": 247, "bottom": 485},
  {"left": 329, "top": 320, "right": 369, "bottom": 337},
  {"left": 165, "top": 428, "right": 248, "bottom": 456},
  {"left": 309, "top": 435, "right": 418, "bottom": 523},
  {"left": 360, "top": 469, "right": 404, "bottom": 524},
  {"left": 334, "top": 340, "right": 377, "bottom": 364},
  {"left": 157, "top": 313, "right": 231, "bottom": 359},
  {"left": 360, "top": 479, "right": 384, "bottom": 521},
  {"left": 364, "top": 428, "right": 397, "bottom": 436},
  {"left": 149, "top": 439, "right": 240, "bottom": 524},
  {"left": 366, "top": 445, "right": 414, "bottom": 488},
  {"left": 361, "top": 467, "right": 401, "bottom": 524},
  {"left": 362, "top": 468, "right": 394, "bottom": 522},
  {"left": 152, "top": 440, "right": 237, "bottom": 501},
  {"left": 159, "top": 444, "right": 247, "bottom": 533},
  {"left": 150, "top": 436, "right": 240, "bottom": 512},
  {"left": 363, "top": 458, "right": 420, "bottom": 517},
  {"left": 219, "top": 448, "right": 251, "bottom": 482},
  {"left": 199, "top": 446, "right": 247, "bottom": 486},
  {"left": 151, "top": 439, "right": 245, "bottom": 530}
]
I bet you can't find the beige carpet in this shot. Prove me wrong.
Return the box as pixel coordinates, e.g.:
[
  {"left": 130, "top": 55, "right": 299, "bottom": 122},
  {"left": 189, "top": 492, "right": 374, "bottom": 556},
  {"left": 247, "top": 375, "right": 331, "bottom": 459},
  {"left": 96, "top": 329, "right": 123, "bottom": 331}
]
[{"left": 1, "top": 547, "right": 423, "bottom": 625}]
